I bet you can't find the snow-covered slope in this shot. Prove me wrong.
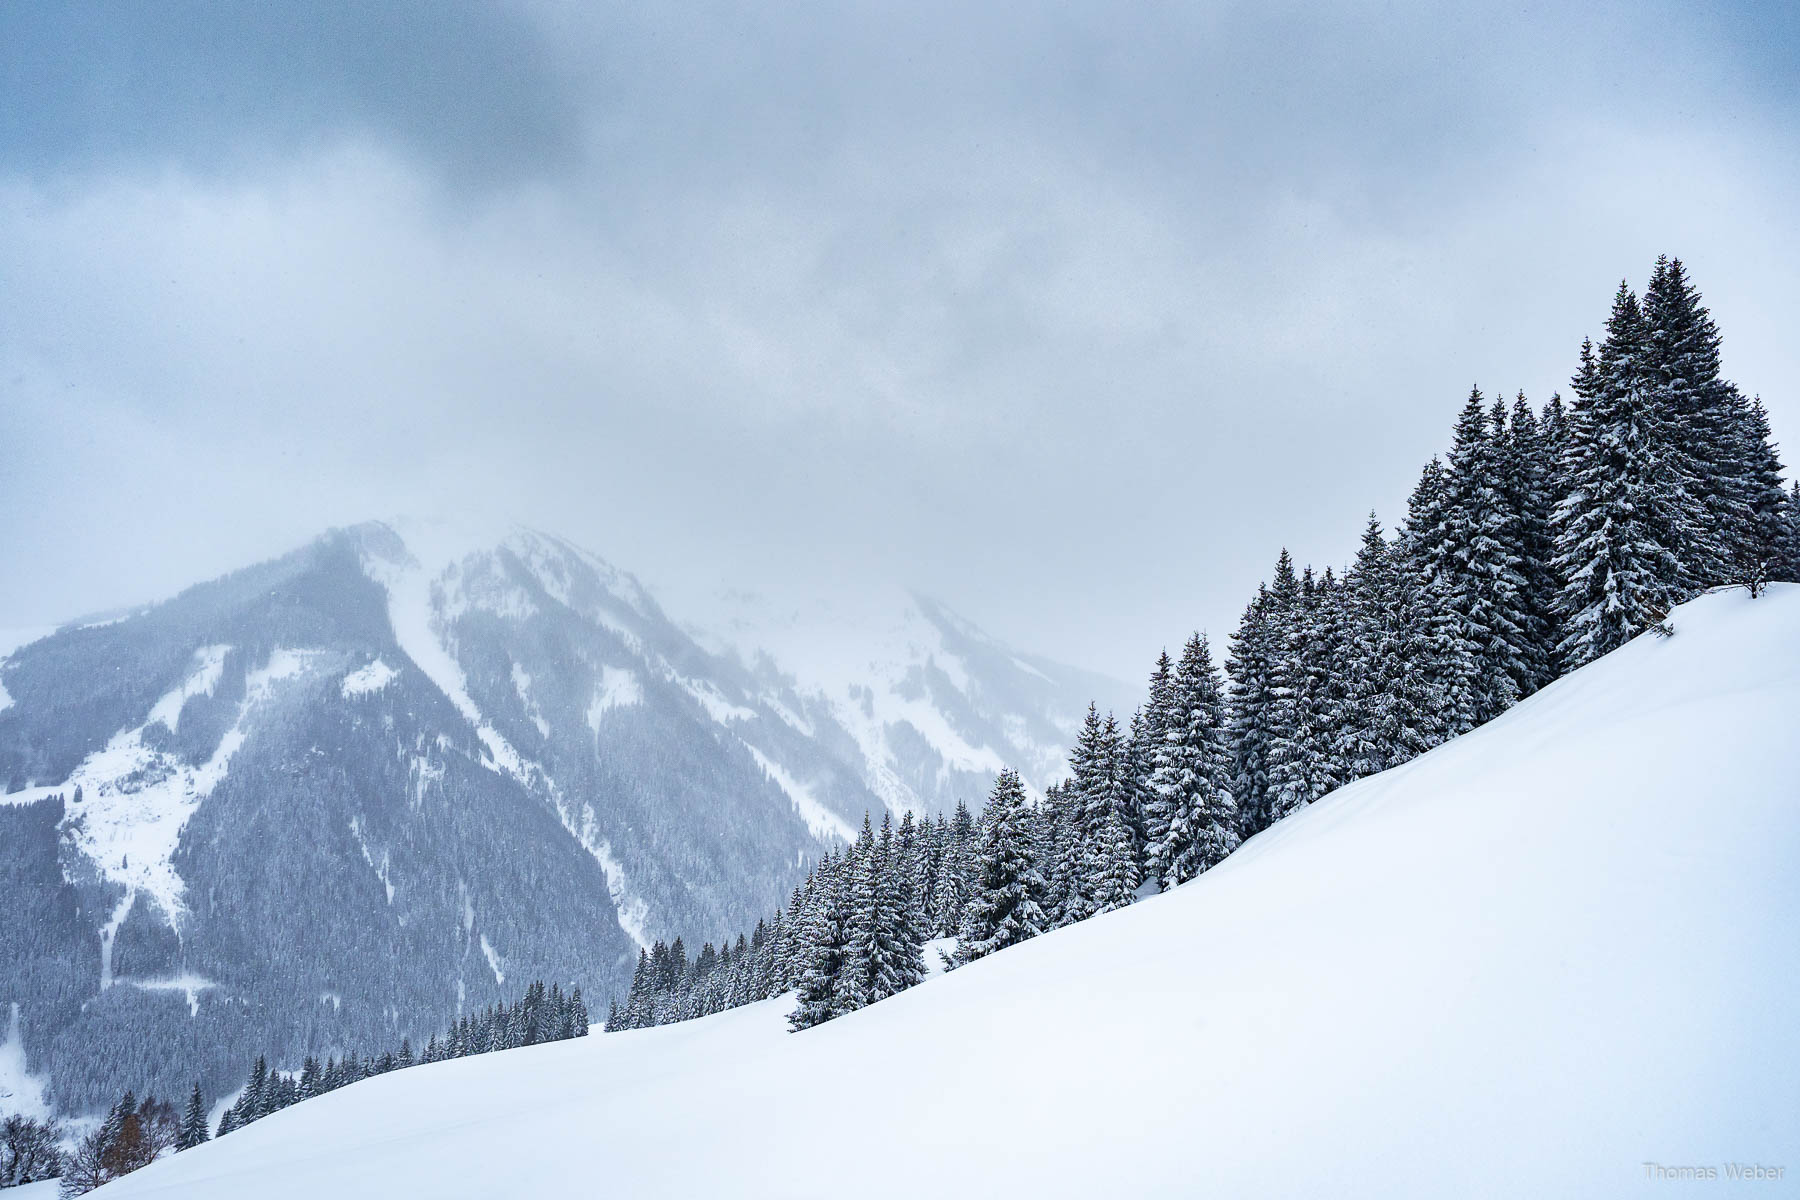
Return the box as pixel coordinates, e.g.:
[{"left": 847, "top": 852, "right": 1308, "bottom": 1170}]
[{"left": 94, "top": 587, "right": 1800, "bottom": 1198}]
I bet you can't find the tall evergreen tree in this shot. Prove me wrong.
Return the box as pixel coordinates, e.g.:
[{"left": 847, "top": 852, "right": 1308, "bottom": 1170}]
[
  {"left": 1070, "top": 708, "right": 1138, "bottom": 916},
  {"left": 1337, "top": 514, "right": 1438, "bottom": 777},
  {"left": 1423, "top": 388, "right": 1532, "bottom": 723},
  {"left": 1137, "top": 651, "right": 1178, "bottom": 879},
  {"left": 1554, "top": 285, "right": 1699, "bottom": 666},
  {"left": 1039, "top": 781, "right": 1080, "bottom": 928},
  {"left": 177, "top": 1084, "right": 208, "bottom": 1151},
  {"left": 1144, "top": 632, "right": 1238, "bottom": 888},
  {"left": 956, "top": 769, "right": 1049, "bottom": 964},
  {"left": 1726, "top": 395, "right": 1791, "bottom": 588},
  {"left": 1778, "top": 481, "right": 1800, "bottom": 583},
  {"left": 1500, "top": 392, "right": 1562, "bottom": 690},
  {"left": 1226, "top": 578, "right": 1281, "bottom": 839},
  {"left": 1398, "top": 458, "right": 1479, "bottom": 744},
  {"left": 788, "top": 854, "right": 846, "bottom": 1032},
  {"left": 932, "top": 802, "right": 977, "bottom": 937},
  {"left": 861, "top": 812, "right": 925, "bottom": 1001},
  {"left": 1639, "top": 256, "right": 1741, "bottom": 583}
]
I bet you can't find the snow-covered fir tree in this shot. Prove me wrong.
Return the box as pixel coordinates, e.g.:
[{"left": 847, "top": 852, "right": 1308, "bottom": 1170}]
[
  {"left": 1144, "top": 632, "right": 1238, "bottom": 889},
  {"left": 1038, "top": 781, "right": 1079, "bottom": 928},
  {"left": 1071, "top": 707, "right": 1139, "bottom": 916},
  {"left": 1500, "top": 392, "right": 1564, "bottom": 689},
  {"left": 1554, "top": 287, "right": 1700, "bottom": 666},
  {"left": 789, "top": 853, "right": 847, "bottom": 1032},
  {"left": 177, "top": 1083, "right": 208, "bottom": 1151},
  {"left": 1779, "top": 482, "right": 1800, "bottom": 582},
  {"left": 933, "top": 801, "right": 978, "bottom": 937},
  {"left": 1226, "top": 583, "right": 1280, "bottom": 839},
  {"left": 955, "top": 769, "right": 1050, "bottom": 964},
  {"left": 1728, "top": 396, "right": 1792, "bottom": 589},
  {"left": 1420, "top": 389, "right": 1531, "bottom": 723},
  {"left": 1638, "top": 256, "right": 1744, "bottom": 584},
  {"left": 1397, "top": 457, "right": 1480, "bottom": 744}
]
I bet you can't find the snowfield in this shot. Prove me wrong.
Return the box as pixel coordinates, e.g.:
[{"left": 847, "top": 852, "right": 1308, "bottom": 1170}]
[{"left": 94, "top": 587, "right": 1800, "bottom": 1198}]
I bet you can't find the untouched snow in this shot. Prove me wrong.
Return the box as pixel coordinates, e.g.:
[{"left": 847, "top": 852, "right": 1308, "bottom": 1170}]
[
  {"left": 478, "top": 935, "right": 505, "bottom": 986},
  {"left": 118, "top": 974, "right": 218, "bottom": 1018},
  {"left": 678, "top": 675, "right": 754, "bottom": 724},
  {"left": 0, "top": 1004, "right": 53, "bottom": 1122},
  {"left": 587, "top": 837, "right": 652, "bottom": 951},
  {"left": 146, "top": 644, "right": 232, "bottom": 731},
  {"left": 340, "top": 658, "right": 398, "bottom": 698},
  {"left": 97, "top": 893, "right": 134, "bottom": 991},
  {"left": 744, "top": 745, "right": 858, "bottom": 843},
  {"left": 585, "top": 666, "right": 643, "bottom": 730},
  {"left": 98, "top": 587, "right": 1800, "bottom": 1198}
]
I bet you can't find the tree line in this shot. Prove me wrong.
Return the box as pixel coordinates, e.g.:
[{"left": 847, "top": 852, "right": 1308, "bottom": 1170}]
[
  {"left": 606, "top": 255, "right": 1799, "bottom": 1035},
  {"left": 38, "top": 979, "right": 588, "bottom": 1195}
]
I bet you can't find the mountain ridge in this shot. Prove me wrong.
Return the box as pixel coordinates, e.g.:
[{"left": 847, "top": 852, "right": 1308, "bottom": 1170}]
[{"left": 0, "top": 519, "right": 1126, "bottom": 1115}]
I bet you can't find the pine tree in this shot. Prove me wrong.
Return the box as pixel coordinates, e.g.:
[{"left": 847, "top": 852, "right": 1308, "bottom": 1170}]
[
  {"left": 570, "top": 985, "right": 590, "bottom": 1033},
  {"left": 1500, "top": 392, "right": 1562, "bottom": 691},
  {"left": 835, "top": 817, "right": 880, "bottom": 1015},
  {"left": 1778, "top": 481, "right": 1800, "bottom": 583},
  {"left": 1639, "top": 256, "right": 1741, "bottom": 583},
  {"left": 1226, "top": 584, "right": 1279, "bottom": 839},
  {"left": 1145, "top": 633, "right": 1238, "bottom": 888},
  {"left": 1137, "top": 651, "right": 1178, "bottom": 883},
  {"left": 1064, "top": 706, "right": 1137, "bottom": 918},
  {"left": 1269, "top": 566, "right": 1352, "bottom": 818},
  {"left": 871, "top": 812, "right": 926, "bottom": 998},
  {"left": 955, "top": 769, "right": 1049, "bottom": 964},
  {"left": 1422, "top": 388, "right": 1532, "bottom": 723},
  {"left": 177, "top": 1083, "right": 208, "bottom": 1151},
  {"left": 244, "top": 1056, "right": 269, "bottom": 1124},
  {"left": 789, "top": 853, "right": 847, "bottom": 1032},
  {"left": 1337, "top": 514, "right": 1429, "bottom": 778},
  {"left": 1258, "top": 551, "right": 1322, "bottom": 825},
  {"left": 1554, "top": 285, "right": 1699, "bottom": 666},
  {"left": 1122, "top": 706, "right": 1154, "bottom": 874},
  {"left": 1725, "top": 395, "right": 1791, "bottom": 590},
  {"left": 1038, "top": 782, "right": 1079, "bottom": 928},
  {"left": 1399, "top": 457, "right": 1480, "bottom": 742},
  {"left": 933, "top": 802, "right": 977, "bottom": 936}
]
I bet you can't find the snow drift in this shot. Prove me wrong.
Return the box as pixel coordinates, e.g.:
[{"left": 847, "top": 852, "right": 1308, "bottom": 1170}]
[{"left": 94, "top": 587, "right": 1800, "bottom": 1198}]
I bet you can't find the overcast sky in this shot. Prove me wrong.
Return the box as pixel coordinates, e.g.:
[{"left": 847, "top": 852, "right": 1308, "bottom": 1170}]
[{"left": 3, "top": 1, "right": 1796, "bottom": 682}]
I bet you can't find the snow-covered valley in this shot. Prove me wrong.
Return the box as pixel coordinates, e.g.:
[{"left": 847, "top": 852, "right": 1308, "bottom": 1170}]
[{"left": 89, "top": 587, "right": 1800, "bottom": 1198}]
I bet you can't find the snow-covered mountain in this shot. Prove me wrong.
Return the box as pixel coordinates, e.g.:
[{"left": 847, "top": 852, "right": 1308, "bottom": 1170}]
[
  {"left": 670, "top": 582, "right": 1127, "bottom": 814},
  {"left": 88, "top": 586, "right": 1800, "bottom": 1198},
  {"left": 0, "top": 521, "right": 1124, "bottom": 1116}
]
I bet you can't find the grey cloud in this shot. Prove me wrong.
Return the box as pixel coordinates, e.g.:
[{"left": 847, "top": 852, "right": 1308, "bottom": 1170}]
[
  {"left": 1, "top": 0, "right": 1796, "bottom": 681},
  {"left": 0, "top": 1, "right": 579, "bottom": 188}
]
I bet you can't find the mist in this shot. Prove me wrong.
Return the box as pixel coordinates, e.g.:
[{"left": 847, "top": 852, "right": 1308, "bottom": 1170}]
[{"left": 4, "top": 0, "right": 1796, "bottom": 680}]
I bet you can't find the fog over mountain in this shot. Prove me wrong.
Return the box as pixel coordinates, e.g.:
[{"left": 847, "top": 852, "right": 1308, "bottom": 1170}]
[
  {"left": 3, "top": 1, "right": 1797, "bottom": 682},
  {"left": 0, "top": 520, "right": 1127, "bottom": 1113}
]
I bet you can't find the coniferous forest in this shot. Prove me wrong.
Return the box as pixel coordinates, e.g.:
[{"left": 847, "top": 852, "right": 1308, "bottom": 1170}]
[{"left": 605, "top": 256, "right": 1800, "bottom": 1036}]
